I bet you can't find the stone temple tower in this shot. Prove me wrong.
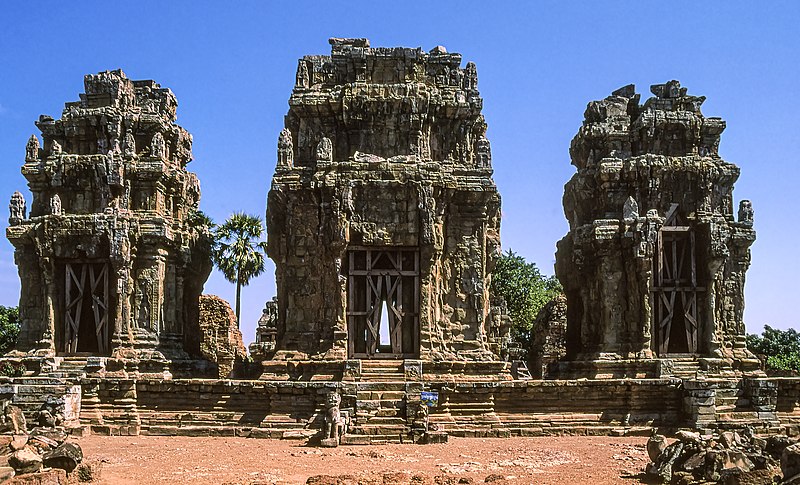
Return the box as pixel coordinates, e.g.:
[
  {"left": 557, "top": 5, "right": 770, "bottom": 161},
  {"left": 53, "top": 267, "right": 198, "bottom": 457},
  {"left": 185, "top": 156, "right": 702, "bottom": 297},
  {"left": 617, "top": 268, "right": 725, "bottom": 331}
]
[
  {"left": 265, "top": 39, "right": 506, "bottom": 366},
  {"left": 555, "top": 81, "right": 758, "bottom": 377},
  {"left": 6, "top": 70, "right": 212, "bottom": 366}
]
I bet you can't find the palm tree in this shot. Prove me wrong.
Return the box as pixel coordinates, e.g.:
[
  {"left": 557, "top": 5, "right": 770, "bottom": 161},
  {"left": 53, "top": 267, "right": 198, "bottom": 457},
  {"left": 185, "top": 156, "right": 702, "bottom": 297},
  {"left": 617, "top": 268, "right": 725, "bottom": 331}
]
[{"left": 212, "top": 212, "right": 268, "bottom": 328}]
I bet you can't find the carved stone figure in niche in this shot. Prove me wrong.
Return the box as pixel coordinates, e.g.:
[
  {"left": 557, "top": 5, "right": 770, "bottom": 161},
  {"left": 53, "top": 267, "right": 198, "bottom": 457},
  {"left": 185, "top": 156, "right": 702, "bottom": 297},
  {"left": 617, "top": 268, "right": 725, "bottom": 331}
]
[
  {"left": 296, "top": 60, "right": 310, "bottom": 88},
  {"left": 49, "top": 194, "right": 62, "bottom": 216},
  {"left": 138, "top": 282, "right": 152, "bottom": 330},
  {"left": 150, "top": 132, "right": 166, "bottom": 159},
  {"left": 475, "top": 136, "right": 491, "bottom": 168},
  {"left": 316, "top": 137, "right": 333, "bottom": 162},
  {"left": 8, "top": 192, "right": 26, "bottom": 226},
  {"left": 123, "top": 131, "right": 136, "bottom": 156},
  {"left": 51, "top": 140, "right": 62, "bottom": 156},
  {"left": 26, "top": 135, "right": 40, "bottom": 161},
  {"left": 738, "top": 200, "right": 754, "bottom": 226},
  {"left": 277, "top": 128, "right": 294, "bottom": 169}
]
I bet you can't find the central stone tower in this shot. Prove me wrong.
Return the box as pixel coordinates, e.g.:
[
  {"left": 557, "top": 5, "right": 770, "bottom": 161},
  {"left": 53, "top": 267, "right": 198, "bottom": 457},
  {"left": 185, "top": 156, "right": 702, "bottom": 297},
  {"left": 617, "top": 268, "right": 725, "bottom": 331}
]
[{"left": 265, "top": 39, "right": 505, "bottom": 363}]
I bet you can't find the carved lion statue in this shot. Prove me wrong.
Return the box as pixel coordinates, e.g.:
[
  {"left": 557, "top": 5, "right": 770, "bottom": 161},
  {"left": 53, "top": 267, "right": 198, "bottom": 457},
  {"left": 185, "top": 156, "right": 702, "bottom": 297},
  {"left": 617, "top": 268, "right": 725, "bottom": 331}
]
[{"left": 324, "top": 391, "right": 345, "bottom": 441}]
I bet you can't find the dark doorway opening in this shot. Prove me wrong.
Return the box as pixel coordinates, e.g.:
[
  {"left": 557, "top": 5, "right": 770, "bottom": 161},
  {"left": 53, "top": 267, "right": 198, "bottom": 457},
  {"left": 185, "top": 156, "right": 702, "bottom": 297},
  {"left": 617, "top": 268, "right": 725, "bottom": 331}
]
[
  {"left": 346, "top": 248, "right": 419, "bottom": 358},
  {"left": 652, "top": 205, "right": 704, "bottom": 356},
  {"left": 59, "top": 262, "right": 113, "bottom": 356}
]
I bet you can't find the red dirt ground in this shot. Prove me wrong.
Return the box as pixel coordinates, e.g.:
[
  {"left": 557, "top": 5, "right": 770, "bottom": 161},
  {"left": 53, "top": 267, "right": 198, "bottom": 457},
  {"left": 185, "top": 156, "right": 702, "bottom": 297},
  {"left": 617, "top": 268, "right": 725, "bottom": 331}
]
[{"left": 75, "top": 435, "right": 650, "bottom": 484}]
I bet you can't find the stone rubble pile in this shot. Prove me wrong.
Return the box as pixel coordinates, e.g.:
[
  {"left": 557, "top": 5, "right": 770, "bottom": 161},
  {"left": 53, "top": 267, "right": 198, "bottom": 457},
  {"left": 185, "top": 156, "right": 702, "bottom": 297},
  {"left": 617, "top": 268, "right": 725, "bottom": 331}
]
[
  {"left": 645, "top": 427, "right": 800, "bottom": 484},
  {"left": 0, "top": 399, "right": 97, "bottom": 483}
]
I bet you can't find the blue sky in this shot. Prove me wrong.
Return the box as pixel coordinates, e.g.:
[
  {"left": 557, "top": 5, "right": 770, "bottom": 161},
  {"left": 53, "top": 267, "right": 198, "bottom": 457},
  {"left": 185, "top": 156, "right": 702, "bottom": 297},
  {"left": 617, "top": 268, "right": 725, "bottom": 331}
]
[{"left": 1, "top": 1, "right": 798, "bottom": 344}]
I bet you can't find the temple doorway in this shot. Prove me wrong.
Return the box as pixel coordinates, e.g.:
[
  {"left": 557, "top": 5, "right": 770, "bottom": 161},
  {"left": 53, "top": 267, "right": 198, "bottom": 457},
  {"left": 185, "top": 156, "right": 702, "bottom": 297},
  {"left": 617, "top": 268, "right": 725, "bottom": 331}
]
[
  {"left": 652, "top": 205, "right": 704, "bottom": 355},
  {"left": 346, "top": 248, "right": 419, "bottom": 358},
  {"left": 59, "top": 262, "right": 113, "bottom": 355}
]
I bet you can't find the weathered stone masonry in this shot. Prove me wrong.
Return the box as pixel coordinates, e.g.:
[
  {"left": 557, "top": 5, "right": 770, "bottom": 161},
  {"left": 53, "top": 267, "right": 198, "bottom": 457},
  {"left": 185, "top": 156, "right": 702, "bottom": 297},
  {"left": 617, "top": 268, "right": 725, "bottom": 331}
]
[
  {"left": 266, "top": 39, "right": 505, "bottom": 362},
  {"left": 555, "top": 81, "right": 758, "bottom": 376},
  {"left": 6, "top": 46, "right": 800, "bottom": 445},
  {"left": 6, "top": 70, "right": 212, "bottom": 367}
]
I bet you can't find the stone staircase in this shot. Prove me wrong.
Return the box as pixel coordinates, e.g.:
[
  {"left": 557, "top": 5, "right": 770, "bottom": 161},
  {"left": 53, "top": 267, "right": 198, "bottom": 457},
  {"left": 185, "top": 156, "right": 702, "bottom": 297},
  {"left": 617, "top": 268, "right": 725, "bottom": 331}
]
[
  {"left": 358, "top": 360, "right": 405, "bottom": 382},
  {"left": 49, "top": 357, "right": 90, "bottom": 379},
  {"left": 341, "top": 361, "right": 415, "bottom": 443},
  {"left": 662, "top": 356, "right": 701, "bottom": 379},
  {"left": 346, "top": 382, "right": 410, "bottom": 443}
]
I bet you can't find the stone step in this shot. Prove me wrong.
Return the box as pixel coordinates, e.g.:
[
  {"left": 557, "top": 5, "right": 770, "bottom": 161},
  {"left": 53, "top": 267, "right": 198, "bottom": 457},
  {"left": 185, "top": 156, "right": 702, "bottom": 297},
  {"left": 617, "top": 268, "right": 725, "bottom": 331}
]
[
  {"left": 356, "top": 391, "right": 405, "bottom": 400},
  {"left": 350, "top": 424, "right": 409, "bottom": 436},
  {"left": 364, "top": 416, "right": 406, "bottom": 425}
]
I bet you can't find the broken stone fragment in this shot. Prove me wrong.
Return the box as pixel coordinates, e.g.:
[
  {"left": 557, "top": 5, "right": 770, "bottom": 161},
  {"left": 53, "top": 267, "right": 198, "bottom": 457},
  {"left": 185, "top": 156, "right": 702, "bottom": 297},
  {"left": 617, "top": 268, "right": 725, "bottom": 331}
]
[
  {"left": 646, "top": 441, "right": 683, "bottom": 483},
  {"left": 42, "top": 442, "right": 83, "bottom": 473},
  {"left": 783, "top": 443, "right": 800, "bottom": 483},
  {"left": 646, "top": 433, "right": 668, "bottom": 462},
  {"left": 675, "top": 430, "right": 702, "bottom": 446},
  {"left": 8, "top": 447, "right": 42, "bottom": 474}
]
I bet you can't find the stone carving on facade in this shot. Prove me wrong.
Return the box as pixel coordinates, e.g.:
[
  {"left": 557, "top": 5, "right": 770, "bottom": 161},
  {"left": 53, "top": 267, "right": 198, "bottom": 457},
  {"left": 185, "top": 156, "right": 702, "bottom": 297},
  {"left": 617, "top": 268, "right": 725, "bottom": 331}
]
[
  {"left": 316, "top": 136, "right": 333, "bottom": 163},
  {"left": 249, "top": 297, "right": 279, "bottom": 360},
  {"left": 738, "top": 200, "right": 754, "bottom": 226},
  {"left": 464, "top": 61, "right": 478, "bottom": 90},
  {"left": 277, "top": 128, "right": 294, "bottom": 169},
  {"left": 150, "top": 132, "right": 166, "bottom": 159},
  {"left": 265, "top": 39, "right": 504, "bottom": 363},
  {"left": 475, "top": 136, "right": 491, "bottom": 168},
  {"left": 9, "top": 192, "right": 26, "bottom": 226},
  {"left": 296, "top": 60, "right": 310, "bottom": 88},
  {"left": 123, "top": 131, "right": 136, "bottom": 157},
  {"left": 6, "top": 69, "right": 212, "bottom": 367},
  {"left": 623, "top": 196, "right": 639, "bottom": 224},
  {"left": 555, "top": 80, "right": 758, "bottom": 376},
  {"left": 25, "top": 135, "right": 40, "bottom": 162},
  {"left": 49, "top": 194, "right": 61, "bottom": 216}
]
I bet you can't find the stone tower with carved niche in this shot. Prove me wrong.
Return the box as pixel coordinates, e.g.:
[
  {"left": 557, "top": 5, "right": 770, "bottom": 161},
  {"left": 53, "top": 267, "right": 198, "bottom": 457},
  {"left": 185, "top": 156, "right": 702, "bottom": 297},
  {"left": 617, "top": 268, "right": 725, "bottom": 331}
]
[
  {"left": 6, "top": 70, "right": 212, "bottom": 368},
  {"left": 265, "top": 39, "right": 507, "bottom": 364},
  {"left": 554, "top": 81, "right": 759, "bottom": 377}
]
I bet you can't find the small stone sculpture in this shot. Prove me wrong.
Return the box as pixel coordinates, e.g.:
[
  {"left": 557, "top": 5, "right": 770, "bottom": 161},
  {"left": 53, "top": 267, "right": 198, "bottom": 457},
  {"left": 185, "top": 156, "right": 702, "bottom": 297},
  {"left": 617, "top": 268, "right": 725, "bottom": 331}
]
[
  {"left": 150, "top": 132, "right": 166, "bottom": 159},
  {"left": 321, "top": 391, "right": 344, "bottom": 447},
  {"left": 25, "top": 135, "right": 40, "bottom": 161},
  {"left": 464, "top": 62, "right": 478, "bottom": 90},
  {"left": 738, "top": 199, "right": 754, "bottom": 226},
  {"left": 9, "top": 191, "right": 26, "bottom": 226},
  {"left": 51, "top": 140, "right": 62, "bottom": 155},
  {"left": 296, "top": 60, "right": 310, "bottom": 88},
  {"left": 316, "top": 137, "right": 333, "bottom": 163},
  {"left": 123, "top": 131, "right": 136, "bottom": 156},
  {"left": 277, "top": 128, "right": 294, "bottom": 169},
  {"left": 50, "top": 194, "right": 62, "bottom": 216},
  {"left": 475, "top": 136, "right": 491, "bottom": 168}
]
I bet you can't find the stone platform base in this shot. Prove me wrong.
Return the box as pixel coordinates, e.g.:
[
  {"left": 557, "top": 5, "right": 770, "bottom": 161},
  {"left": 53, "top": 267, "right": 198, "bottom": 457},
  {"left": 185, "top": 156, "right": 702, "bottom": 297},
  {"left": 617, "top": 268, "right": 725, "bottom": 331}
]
[
  {"left": 1, "top": 361, "right": 796, "bottom": 445},
  {"left": 550, "top": 356, "right": 765, "bottom": 380}
]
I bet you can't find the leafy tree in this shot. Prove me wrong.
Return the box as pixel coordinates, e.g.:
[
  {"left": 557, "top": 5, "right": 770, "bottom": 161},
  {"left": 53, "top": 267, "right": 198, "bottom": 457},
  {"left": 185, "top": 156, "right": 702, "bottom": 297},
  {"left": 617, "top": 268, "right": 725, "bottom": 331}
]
[
  {"left": 0, "top": 306, "right": 20, "bottom": 354},
  {"left": 212, "top": 213, "right": 268, "bottom": 328},
  {"left": 747, "top": 325, "right": 800, "bottom": 373},
  {"left": 490, "top": 249, "right": 562, "bottom": 351}
]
